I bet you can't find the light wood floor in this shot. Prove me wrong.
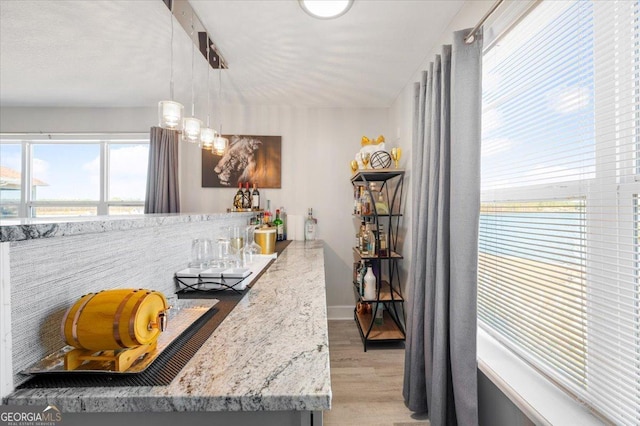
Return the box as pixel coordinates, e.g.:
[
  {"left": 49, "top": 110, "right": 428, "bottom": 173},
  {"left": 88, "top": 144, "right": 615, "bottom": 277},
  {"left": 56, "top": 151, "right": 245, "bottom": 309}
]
[{"left": 324, "top": 320, "right": 429, "bottom": 426}]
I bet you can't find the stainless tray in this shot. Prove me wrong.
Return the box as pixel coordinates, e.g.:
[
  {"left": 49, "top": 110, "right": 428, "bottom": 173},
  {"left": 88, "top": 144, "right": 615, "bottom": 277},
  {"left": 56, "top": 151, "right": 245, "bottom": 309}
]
[{"left": 22, "top": 299, "right": 218, "bottom": 375}]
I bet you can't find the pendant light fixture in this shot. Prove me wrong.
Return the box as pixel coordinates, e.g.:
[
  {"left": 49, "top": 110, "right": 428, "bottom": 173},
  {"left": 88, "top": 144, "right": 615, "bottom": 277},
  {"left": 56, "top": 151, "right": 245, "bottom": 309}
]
[
  {"left": 158, "top": 1, "right": 184, "bottom": 130},
  {"left": 212, "top": 66, "right": 229, "bottom": 156},
  {"left": 200, "top": 42, "right": 217, "bottom": 151},
  {"left": 182, "top": 10, "right": 202, "bottom": 144}
]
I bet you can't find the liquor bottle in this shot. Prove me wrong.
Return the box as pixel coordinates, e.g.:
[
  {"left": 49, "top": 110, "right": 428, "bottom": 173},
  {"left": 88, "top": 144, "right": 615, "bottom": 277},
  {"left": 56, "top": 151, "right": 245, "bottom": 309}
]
[
  {"left": 264, "top": 200, "right": 272, "bottom": 225},
  {"left": 274, "top": 209, "right": 284, "bottom": 241},
  {"left": 361, "top": 188, "right": 371, "bottom": 216},
  {"left": 233, "top": 182, "right": 243, "bottom": 209},
  {"left": 251, "top": 183, "right": 260, "bottom": 210},
  {"left": 378, "top": 223, "right": 388, "bottom": 257},
  {"left": 279, "top": 206, "right": 287, "bottom": 240},
  {"left": 304, "top": 208, "right": 317, "bottom": 241},
  {"left": 356, "top": 186, "right": 363, "bottom": 215},
  {"left": 242, "top": 182, "right": 251, "bottom": 209},
  {"left": 366, "top": 223, "right": 376, "bottom": 255},
  {"left": 358, "top": 221, "right": 367, "bottom": 253}
]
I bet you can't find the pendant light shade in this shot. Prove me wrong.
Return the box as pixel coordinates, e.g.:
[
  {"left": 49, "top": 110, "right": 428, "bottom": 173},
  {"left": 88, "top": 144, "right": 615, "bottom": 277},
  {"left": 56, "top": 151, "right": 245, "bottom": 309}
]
[
  {"left": 158, "top": 100, "right": 184, "bottom": 130},
  {"left": 200, "top": 127, "right": 217, "bottom": 150},
  {"left": 212, "top": 135, "right": 229, "bottom": 156},
  {"left": 182, "top": 9, "right": 201, "bottom": 145},
  {"left": 182, "top": 117, "right": 202, "bottom": 144}
]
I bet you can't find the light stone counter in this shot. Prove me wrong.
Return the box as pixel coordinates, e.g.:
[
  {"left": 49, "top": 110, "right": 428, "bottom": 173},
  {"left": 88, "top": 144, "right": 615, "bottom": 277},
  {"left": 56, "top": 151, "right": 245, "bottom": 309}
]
[
  {"left": 0, "top": 212, "right": 254, "bottom": 242},
  {"left": 4, "top": 241, "right": 331, "bottom": 425}
]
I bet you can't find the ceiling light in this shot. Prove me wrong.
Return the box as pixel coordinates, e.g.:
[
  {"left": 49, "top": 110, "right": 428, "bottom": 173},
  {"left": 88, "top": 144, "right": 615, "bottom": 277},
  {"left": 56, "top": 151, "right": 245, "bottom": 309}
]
[
  {"left": 212, "top": 68, "right": 229, "bottom": 156},
  {"left": 183, "top": 10, "right": 201, "bottom": 144},
  {"left": 158, "top": 1, "right": 183, "bottom": 130},
  {"left": 201, "top": 42, "right": 216, "bottom": 150},
  {"left": 299, "top": 0, "right": 353, "bottom": 19}
]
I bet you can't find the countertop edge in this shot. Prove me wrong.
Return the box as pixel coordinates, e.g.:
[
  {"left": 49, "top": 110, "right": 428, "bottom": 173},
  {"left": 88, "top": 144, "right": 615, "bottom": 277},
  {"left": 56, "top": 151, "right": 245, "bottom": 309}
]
[{"left": 0, "top": 212, "right": 254, "bottom": 242}]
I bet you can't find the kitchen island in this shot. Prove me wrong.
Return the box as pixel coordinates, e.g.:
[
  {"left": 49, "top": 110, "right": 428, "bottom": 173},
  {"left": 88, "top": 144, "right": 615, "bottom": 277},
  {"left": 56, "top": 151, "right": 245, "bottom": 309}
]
[{"left": 3, "top": 240, "right": 331, "bottom": 426}]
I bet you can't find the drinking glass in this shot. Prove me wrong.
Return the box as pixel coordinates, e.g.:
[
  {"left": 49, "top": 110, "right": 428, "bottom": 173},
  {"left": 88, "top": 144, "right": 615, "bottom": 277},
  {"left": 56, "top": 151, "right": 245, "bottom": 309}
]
[
  {"left": 213, "top": 237, "right": 231, "bottom": 268},
  {"left": 189, "top": 238, "right": 212, "bottom": 269}
]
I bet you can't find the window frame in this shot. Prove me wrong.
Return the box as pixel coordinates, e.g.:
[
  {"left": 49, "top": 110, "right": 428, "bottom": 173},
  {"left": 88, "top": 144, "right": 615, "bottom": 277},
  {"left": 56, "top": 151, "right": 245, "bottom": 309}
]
[
  {"left": 0, "top": 133, "right": 149, "bottom": 218},
  {"left": 478, "top": 0, "right": 640, "bottom": 423}
]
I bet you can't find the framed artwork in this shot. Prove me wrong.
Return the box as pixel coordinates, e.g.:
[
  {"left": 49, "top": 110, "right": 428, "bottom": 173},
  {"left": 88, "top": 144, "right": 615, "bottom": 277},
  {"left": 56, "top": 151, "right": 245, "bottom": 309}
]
[{"left": 202, "top": 135, "right": 282, "bottom": 188}]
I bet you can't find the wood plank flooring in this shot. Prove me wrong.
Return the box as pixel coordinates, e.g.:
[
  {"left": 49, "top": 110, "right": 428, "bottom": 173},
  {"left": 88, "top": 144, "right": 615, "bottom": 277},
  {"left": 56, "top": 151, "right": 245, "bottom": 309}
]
[{"left": 324, "top": 320, "right": 429, "bottom": 426}]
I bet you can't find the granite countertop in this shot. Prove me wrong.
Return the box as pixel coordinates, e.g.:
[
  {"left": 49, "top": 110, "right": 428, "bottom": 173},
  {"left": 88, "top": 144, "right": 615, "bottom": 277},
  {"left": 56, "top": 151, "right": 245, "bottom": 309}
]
[
  {"left": 0, "top": 212, "right": 254, "bottom": 242},
  {"left": 4, "top": 240, "right": 331, "bottom": 412}
]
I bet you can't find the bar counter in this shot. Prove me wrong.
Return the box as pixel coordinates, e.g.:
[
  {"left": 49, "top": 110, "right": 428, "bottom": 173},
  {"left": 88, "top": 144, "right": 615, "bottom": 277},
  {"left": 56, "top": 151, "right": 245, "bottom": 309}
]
[{"left": 4, "top": 240, "right": 331, "bottom": 426}]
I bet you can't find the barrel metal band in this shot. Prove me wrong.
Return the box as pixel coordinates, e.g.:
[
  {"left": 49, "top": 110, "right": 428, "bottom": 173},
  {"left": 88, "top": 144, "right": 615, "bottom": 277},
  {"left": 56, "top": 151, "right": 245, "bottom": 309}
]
[
  {"left": 113, "top": 290, "right": 138, "bottom": 348},
  {"left": 70, "top": 293, "right": 97, "bottom": 348},
  {"left": 128, "top": 290, "right": 152, "bottom": 344}
]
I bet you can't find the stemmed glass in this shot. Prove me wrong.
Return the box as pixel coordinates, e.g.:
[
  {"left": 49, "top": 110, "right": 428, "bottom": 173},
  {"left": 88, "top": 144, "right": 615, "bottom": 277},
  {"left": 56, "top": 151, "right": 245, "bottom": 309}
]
[
  {"left": 360, "top": 152, "right": 371, "bottom": 169},
  {"left": 390, "top": 147, "right": 402, "bottom": 168},
  {"left": 243, "top": 225, "right": 262, "bottom": 264}
]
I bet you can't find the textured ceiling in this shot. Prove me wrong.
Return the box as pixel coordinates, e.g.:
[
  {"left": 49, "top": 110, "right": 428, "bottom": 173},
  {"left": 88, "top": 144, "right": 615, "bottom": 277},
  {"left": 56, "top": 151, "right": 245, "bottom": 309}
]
[{"left": 0, "top": 0, "right": 465, "bottom": 108}]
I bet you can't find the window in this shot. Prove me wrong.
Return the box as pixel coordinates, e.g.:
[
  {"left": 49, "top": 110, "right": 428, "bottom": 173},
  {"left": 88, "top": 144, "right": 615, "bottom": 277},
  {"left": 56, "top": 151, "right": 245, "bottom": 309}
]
[
  {"left": 0, "top": 135, "right": 149, "bottom": 218},
  {"left": 479, "top": 1, "right": 640, "bottom": 424}
]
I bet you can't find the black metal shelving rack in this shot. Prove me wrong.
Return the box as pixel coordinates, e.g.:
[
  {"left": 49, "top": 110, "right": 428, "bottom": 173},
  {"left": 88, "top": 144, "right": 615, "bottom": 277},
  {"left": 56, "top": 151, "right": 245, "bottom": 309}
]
[{"left": 351, "top": 169, "right": 405, "bottom": 351}]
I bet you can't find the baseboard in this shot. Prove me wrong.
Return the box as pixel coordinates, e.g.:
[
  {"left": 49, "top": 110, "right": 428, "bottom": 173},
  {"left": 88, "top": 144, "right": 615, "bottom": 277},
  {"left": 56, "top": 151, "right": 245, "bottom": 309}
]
[{"left": 327, "top": 305, "right": 354, "bottom": 320}]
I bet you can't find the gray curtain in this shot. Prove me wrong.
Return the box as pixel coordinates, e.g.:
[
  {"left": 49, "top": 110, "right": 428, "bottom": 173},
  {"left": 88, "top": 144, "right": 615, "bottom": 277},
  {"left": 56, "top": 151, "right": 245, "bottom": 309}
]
[
  {"left": 403, "top": 29, "right": 483, "bottom": 426},
  {"left": 144, "top": 126, "right": 180, "bottom": 214}
]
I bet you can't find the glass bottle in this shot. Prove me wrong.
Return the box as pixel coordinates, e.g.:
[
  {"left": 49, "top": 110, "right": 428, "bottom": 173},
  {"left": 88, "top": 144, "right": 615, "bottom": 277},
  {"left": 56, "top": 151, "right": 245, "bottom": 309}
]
[
  {"left": 242, "top": 182, "right": 251, "bottom": 209},
  {"left": 274, "top": 209, "right": 284, "bottom": 241},
  {"left": 378, "top": 223, "right": 388, "bottom": 257},
  {"left": 361, "top": 188, "right": 372, "bottom": 216},
  {"left": 364, "top": 265, "right": 376, "bottom": 300},
  {"left": 366, "top": 223, "right": 376, "bottom": 256},
  {"left": 375, "top": 186, "right": 389, "bottom": 215},
  {"left": 233, "top": 182, "right": 243, "bottom": 209},
  {"left": 280, "top": 206, "right": 287, "bottom": 240},
  {"left": 359, "top": 221, "right": 367, "bottom": 253},
  {"left": 305, "top": 208, "right": 317, "bottom": 241},
  {"left": 251, "top": 183, "right": 260, "bottom": 210}
]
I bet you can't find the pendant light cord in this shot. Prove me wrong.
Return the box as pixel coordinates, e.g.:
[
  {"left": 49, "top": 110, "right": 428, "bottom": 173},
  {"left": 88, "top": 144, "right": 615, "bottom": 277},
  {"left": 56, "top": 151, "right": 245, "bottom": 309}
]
[
  {"left": 218, "top": 63, "right": 223, "bottom": 135},
  {"left": 169, "top": 1, "right": 174, "bottom": 101},
  {"left": 206, "top": 42, "right": 211, "bottom": 127},
  {"left": 190, "top": 10, "right": 195, "bottom": 117}
]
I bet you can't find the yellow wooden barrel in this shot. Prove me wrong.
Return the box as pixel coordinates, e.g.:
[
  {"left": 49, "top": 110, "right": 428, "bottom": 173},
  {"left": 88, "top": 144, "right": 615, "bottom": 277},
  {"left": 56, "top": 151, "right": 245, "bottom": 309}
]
[{"left": 61, "top": 289, "right": 169, "bottom": 351}]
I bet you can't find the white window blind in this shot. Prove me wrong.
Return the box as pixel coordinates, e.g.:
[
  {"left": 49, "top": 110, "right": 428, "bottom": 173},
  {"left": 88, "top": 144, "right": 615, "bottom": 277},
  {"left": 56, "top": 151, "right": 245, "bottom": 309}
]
[{"left": 479, "top": 1, "right": 640, "bottom": 424}]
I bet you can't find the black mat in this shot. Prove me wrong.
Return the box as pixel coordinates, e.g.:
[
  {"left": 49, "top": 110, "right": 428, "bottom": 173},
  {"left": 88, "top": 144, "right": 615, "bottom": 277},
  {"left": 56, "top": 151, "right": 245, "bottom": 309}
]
[{"left": 18, "top": 306, "right": 220, "bottom": 388}]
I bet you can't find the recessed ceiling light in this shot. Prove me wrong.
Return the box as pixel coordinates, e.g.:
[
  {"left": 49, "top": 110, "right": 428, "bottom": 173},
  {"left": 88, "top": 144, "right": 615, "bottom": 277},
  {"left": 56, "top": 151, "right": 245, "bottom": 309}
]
[{"left": 299, "top": 0, "right": 354, "bottom": 19}]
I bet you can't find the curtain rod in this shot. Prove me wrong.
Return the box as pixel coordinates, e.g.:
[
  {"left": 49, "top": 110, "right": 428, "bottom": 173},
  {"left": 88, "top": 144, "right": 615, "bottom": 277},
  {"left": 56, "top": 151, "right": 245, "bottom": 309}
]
[{"left": 465, "top": 0, "right": 505, "bottom": 44}]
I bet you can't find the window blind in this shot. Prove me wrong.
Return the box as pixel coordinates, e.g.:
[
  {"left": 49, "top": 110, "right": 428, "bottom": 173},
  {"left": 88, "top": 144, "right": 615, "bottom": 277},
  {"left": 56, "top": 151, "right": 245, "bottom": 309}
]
[{"left": 479, "top": 1, "right": 640, "bottom": 424}]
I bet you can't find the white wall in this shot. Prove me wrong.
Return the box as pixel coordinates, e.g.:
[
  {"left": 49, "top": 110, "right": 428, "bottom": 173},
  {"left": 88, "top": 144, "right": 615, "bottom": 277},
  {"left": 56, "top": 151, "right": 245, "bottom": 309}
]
[
  {"left": 0, "top": 105, "right": 389, "bottom": 310},
  {"left": 180, "top": 105, "right": 390, "bottom": 309},
  {"left": 0, "top": 107, "right": 156, "bottom": 133}
]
